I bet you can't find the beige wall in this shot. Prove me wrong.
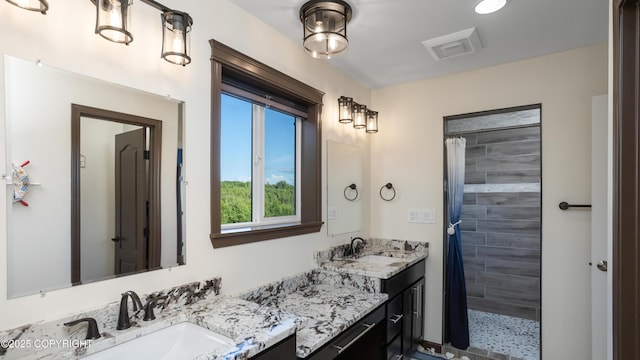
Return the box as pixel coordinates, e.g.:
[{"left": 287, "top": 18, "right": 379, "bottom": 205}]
[
  {"left": 0, "top": 0, "right": 371, "bottom": 329},
  {"left": 370, "top": 43, "right": 607, "bottom": 358}
]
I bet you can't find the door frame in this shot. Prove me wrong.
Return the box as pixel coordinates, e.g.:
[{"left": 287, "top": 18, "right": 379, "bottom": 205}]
[
  {"left": 70, "top": 104, "right": 163, "bottom": 285},
  {"left": 612, "top": 0, "right": 640, "bottom": 357}
]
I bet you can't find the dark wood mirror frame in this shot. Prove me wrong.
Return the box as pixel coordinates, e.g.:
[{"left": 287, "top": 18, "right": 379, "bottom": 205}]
[{"left": 70, "top": 104, "right": 163, "bottom": 285}]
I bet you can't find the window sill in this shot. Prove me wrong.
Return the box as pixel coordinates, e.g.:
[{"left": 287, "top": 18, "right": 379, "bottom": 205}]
[{"left": 210, "top": 221, "right": 323, "bottom": 248}]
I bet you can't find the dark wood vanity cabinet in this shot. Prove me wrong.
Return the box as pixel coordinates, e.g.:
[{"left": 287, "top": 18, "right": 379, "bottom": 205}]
[{"left": 382, "top": 259, "right": 426, "bottom": 359}]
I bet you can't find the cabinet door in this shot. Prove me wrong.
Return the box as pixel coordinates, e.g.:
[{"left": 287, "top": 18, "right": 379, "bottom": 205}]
[
  {"left": 402, "top": 278, "right": 425, "bottom": 357},
  {"left": 412, "top": 278, "right": 425, "bottom": 344},
  {"left": 402, "top": 286, "right": 413, "bottom": 356}
]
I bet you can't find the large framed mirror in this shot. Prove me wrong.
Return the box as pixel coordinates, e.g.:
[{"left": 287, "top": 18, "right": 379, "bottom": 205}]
[
  {"left": 4, "top": 55, "right": 186, "bottom": 298},
  {"left": 327, "top": 141, "right": 363, "bottom": 235}
]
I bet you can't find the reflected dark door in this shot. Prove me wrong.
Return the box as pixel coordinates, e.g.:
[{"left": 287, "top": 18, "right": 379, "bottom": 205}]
[{"left": 114, "top": 128, "right": 147, "bottom": 275}]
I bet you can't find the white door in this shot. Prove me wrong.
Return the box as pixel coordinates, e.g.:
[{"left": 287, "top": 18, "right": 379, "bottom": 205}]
[{"left": 591, "top": 94, "right": 608, "bottom": 360}]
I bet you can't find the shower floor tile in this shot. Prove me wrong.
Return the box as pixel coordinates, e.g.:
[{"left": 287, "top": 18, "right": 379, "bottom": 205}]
[{"left": 469, "top": 309, "right": 540, "bottom": 360}]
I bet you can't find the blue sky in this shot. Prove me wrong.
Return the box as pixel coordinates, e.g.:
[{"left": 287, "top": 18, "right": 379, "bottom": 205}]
[{"left": 221, "top": 94, "right": 296, "bottom": 185}]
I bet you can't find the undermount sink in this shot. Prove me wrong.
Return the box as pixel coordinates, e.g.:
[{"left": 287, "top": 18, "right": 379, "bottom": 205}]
[{"left": 83, "top": 322, "right": 235, "bottom": 360}]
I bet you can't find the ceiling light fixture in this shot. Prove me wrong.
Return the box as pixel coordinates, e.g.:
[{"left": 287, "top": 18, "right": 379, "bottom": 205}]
[
  {"left": 5, "top": 0, "right": 48, "bottom": 14},
  {"left": 91, "top": 0, "right": 193, "bottom": 65},
  {"left": 474, "top": 0, "right": 507, "bottom": 14},
  {"left": 299, "top": 0, "right": 352, "bottom": 59}
]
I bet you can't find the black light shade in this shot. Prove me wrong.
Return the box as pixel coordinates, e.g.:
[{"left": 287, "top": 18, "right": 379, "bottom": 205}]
[
  {"left": 6, "top": 0, "right": 48, "bottom": 13},
  {"left": 353, "top": 103, "right": 367, "bottom": 129},
  {"left": 299, "top": 0, "right": 352, "bottom": 59},
  {"left": 161, "top": 10, "right": 193, "bottom": 66},
  {"left": 338, "top": 96, "right": 353, "bottom": 123},
  {"left": 95, "top": 0, "right": 133, "bottom": 44}
]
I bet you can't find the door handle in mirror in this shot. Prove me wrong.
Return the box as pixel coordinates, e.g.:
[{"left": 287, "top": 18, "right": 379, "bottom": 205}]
[
  {"left": 597, "top": 260, "right": 607, "bottom": 272},
  {"left": 111, "top": 237, "right": 121, "bottom": 242}
]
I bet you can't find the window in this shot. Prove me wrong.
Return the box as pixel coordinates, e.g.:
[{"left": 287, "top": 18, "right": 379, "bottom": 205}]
[
  {"left": 220, "top": 92, "right": 301, "bottom": 230},
  {"left": 210, "top": 39, "right": 324, "bottom": 248}
]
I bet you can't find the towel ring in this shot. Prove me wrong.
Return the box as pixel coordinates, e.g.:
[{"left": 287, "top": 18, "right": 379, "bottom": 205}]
[
  {"left": 379, "top": 183, "right": 396, "bottom": 201},
  {"left": 344, "top": 184, "right": 358, "bottom": 201}
]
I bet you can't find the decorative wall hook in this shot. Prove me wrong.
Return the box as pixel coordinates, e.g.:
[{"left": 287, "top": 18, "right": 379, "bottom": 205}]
[
  {"left": 344, "top": 183, "right": 358, "bottom": 201},
  {"left": 379, "top": 182, "right": 396, "bottom": 201}
]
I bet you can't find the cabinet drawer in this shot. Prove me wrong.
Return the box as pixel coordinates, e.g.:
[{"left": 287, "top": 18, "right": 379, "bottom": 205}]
[
  {"left": 251, "top": 334, "right": 296, "bottom": 359},
  {"left": 386, "top": 334, "right": 402, "bottom": 360},
  {"left": 386, "top": 294, "right": 403, "bottom": 341},
  {"left": 381, "top": 259, "right": 425, "bottom": 298},
  {"left": 305, "top": 305, "right": 385, "bottom": 360}
]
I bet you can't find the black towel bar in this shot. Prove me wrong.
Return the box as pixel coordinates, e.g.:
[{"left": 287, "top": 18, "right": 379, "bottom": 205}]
[{"left": 559, "top": 201, "right": 592, "bottom": 210}]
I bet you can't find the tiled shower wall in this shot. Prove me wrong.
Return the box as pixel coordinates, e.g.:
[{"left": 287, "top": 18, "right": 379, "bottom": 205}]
[{"left": 460, "top": 126, "right": 541, "bottom": 321}]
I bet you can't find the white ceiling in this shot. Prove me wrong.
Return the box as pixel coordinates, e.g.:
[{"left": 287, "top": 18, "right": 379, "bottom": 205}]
[{"left": 227, "top": 0, "right": 608, "bottom": 89}]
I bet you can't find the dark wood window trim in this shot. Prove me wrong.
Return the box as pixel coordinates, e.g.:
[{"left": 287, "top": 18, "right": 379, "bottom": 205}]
[
  {"left": 613, "top": 0, "right": 640, "bottom": 358},
  {"left": 209, "top": 39, "right": 324, "bottom": 248}
]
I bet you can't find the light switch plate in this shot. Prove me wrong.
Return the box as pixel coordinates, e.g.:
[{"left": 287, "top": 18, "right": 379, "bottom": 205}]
[
  {"left": 408, "top": 208, "right": 436, "bottom": 223},
  {"left": 328, "top": 206, "right": 338, "bottom": 220}
]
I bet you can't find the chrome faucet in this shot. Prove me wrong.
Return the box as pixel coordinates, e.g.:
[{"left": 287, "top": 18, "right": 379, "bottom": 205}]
[
  {"left": 117, "top": 291, "right": 143, "bottom": 330},
  {"left": 350, "top": 237, "right": 367, "bottom": 257}
]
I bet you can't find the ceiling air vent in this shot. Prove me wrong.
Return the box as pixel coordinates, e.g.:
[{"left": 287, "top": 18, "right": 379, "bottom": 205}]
[{"left": 421, "top": 27, "right": 483, "bottom": 61}]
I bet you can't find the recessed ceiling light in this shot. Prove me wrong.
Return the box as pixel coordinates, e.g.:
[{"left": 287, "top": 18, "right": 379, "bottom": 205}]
[{"left": 474, "top": 0, "right": 507, "bottom": 14}]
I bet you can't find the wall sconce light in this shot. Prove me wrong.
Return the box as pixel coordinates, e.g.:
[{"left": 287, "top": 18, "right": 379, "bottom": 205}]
[
  {"left": 161, "top": 10, "right": 192, "bottom": 66},
  {"left": 338, "top": 96, "right": 353, "bottom": 123},
  {"left": 353, "top": 103, "right": 367, "bottom": 129},
  {"left": 95, "top": 0, "right": 133, "bottom": 44},
  {"left": 11, "top": 0, "right": 193, "bottom": 65},
  {"left": 299, "top": 0, "right": 352, "bottom": 59},
  {"left": 338, "top": 96, "right": 378, "bottom": 134},
  {"left": 90, "top": 0, "right": 193, "bottom": 65},
  {"left": 5, "top": 0, "right": 48, "bottom": 14},
  {"left": 366, "top": 110, "right": 378, "bottom": 133}
]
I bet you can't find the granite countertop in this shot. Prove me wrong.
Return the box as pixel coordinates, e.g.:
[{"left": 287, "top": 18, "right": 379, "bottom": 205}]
[
  {"left": 0, "top": 278, "right": 297, "bottom": 360},
  {"left": 315, "top": 238, "right": 429, "bottom": 279},
  {"left": 1, "top": 238, "right": 428, "bottom": 360},
  {"left": 238, "top": 270, "right": 388, "bottom": 358}
]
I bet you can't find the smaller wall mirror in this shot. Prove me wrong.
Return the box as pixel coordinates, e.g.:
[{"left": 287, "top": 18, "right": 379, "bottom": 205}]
[{"left": 327, "top": 141, "right": 363, "bottom": 235}]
